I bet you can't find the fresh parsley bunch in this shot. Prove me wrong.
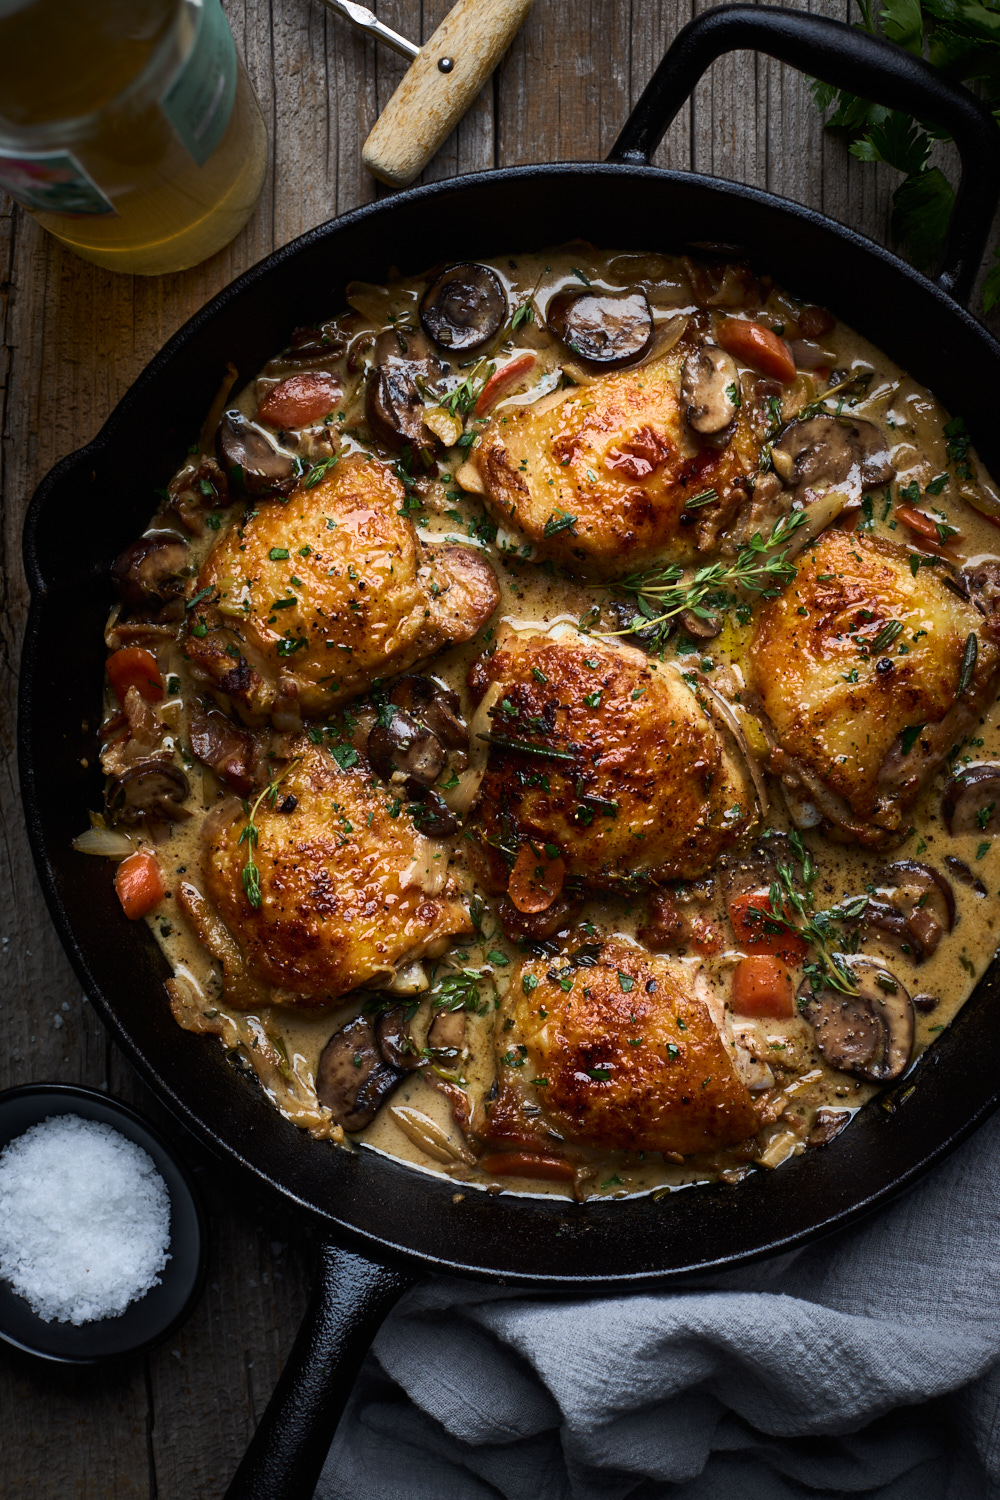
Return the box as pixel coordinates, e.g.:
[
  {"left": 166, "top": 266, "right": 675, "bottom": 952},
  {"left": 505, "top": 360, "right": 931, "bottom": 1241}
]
[{"left": 811, "top": 0, "right": 1000, "bottom": 310}]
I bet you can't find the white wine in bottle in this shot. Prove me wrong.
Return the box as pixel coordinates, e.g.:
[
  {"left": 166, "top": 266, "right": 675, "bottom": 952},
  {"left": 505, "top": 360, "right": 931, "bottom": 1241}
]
[{"left": 0, "top": 0, "right": 268, "bottom": 274}]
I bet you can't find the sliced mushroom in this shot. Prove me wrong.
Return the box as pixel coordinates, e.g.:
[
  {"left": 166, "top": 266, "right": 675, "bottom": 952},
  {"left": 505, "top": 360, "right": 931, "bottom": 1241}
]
[
  {"left": 496, "top": 892, "right": 576, "bottom": 942},
  {"left": 875, "top": 861, "right": 955, "bottom": 961},
  {"left": 389, "top": 676, "right": 469, "bottom": 749},
  {"left": 858, "top": 900, "right": 919, "bottom": 962},
  {"left": 546, "top": 290, "right": 653, "bottom": 368},
  {"left": 770, "top": 414, "right": 894, "bottom": 502},
  {"left": 913, "top": 993, "right": 940, "bottom": 1013},
  {"left": 216, "top": 409, "right": 298, "bottom": 496},
  {"left": 315, "top": 1013, "right": 404, "bottom": 1131},
  {"left": 807, "top": 1107, "right": 851, "bottom": 1147},
  {"left": 189, "top": 705, "right": 257, "bottom": 796},
  {"left": 681, "top": 345, "right": 740, "bottom": 435},
  {"left": 427, "top": 1006, "right": 467, "bottom": 1055},
  {"left": 944, "top": 854, "right": 987, "bottom": 896},
  {"left": 410, "top": 790, "right": 459, "bottom": 838},
  {"left": 375, "top": 1004, "right": 421, "bottom": 1070},
  {"left": 366, "top": 365, "right": 429, "bottom": 453},
  {"left": 678, "top": 607, "right": 722, "bottom": 641},
  {"left": 368, "top": 708, "right": 446, "bottom": 791},
  {"left": 112, "top": 534, "right": 190, "bottom": 608},
  {"left": 420, "top": 262, "right": 507, "bottom": 352},
  {"left": 106, "top": 762, "right": 191, "bottom": 826},
  {"left": 941, "top": 763, "right": 1000, "bottom": 835},
  {"left": 799, "top": 958, "right": 914, "bottom": 1083}
]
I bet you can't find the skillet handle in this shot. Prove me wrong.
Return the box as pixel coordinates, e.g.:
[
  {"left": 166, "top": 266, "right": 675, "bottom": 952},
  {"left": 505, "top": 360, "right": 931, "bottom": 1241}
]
[
  {"left": 223, "top": 1241, "right": 416, "bottom": 1500},
  {"left": 608, "top": 3, "right": 1000, "bottom": 306}
]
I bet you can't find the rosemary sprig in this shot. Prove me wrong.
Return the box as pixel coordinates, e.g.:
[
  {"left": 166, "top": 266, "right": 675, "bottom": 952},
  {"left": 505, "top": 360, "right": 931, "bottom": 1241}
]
[
  {"left": 605, "top": 511, "right": 808, "bottom": 643},
  {"left": 796, "top": 368, "right": 875, "bottom": 423},
  {"left": 239, "top": 759, "right": 301, "bottom": 908},
  {"left": 958, "top": 631, "right": 978, "bottom": 697},
  {"left": 477, "top": 733, "right": 577, "bottom": 762}
]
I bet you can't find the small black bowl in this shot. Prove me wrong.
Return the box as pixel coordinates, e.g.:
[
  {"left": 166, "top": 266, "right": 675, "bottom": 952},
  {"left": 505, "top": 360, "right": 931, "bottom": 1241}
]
[{"left": 0, "top": 1083, "right": 207, "bottom": 1364}]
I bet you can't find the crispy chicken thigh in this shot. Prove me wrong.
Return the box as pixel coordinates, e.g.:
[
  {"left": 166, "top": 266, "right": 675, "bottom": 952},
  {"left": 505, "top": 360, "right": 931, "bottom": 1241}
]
[
  {"left": 480, "top": 940, "right": 759, "bottom": 1157},
  {"left": 191, "top": 739, "right": 470, "bottom": 1007},
  {"left": 746, "top": 529, "right": 1000, "bottom": 845},
  {"left": 468, "top": 627, "right": 756, "bottom": 886},
  {"left": 467, "top": 354, "right": 759, "bottom": 575},
  {"left": 185, "top": 454, "right": 499, "bottom": 720}
]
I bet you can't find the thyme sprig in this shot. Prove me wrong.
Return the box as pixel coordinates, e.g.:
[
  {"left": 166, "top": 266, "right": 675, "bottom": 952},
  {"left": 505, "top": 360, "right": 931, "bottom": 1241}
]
[
  {"left": 605, "top": 512, "right": 808, "bottom": 645},
  {"left": 239, "top": 759, "right": 301, "bottom": 908}
]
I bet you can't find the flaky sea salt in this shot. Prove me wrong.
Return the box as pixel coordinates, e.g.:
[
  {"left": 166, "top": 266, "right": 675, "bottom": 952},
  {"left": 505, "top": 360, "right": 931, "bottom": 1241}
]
[{"left": 0, "top": 1114, "right": 171, "bottom": 1324}]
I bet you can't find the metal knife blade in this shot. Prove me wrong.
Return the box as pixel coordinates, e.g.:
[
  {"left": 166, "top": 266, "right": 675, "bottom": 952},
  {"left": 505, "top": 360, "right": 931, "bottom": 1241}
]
[{"left": 316, "top": 0, "right": 420, "bottom": 61}]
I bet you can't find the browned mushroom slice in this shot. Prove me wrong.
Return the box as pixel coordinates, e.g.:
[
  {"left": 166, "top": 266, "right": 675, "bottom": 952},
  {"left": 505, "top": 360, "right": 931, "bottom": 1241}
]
[
  {"left": 858, "top": 900, "right": 919, "bottom": 963},
  {"left": 769, "top": 414, "right": 893, "bottom": 500},
  {"left": 409, "top": 791, "right": 459, "bottom": 839},
  {"left": 420, "top": 262, "right": 507, "bottom": 353},
  {"left": 941, "top": 763, "right": 1000, "bottom": 835},
  {"left": 375, "top": 1005, "right": 421, "bottom": 1070},
  {"left": 681, "top": 345, "right": 740, "bottom": 435},
  {"left": 316, "top": 1013, "right": 404, "bottom": 1131},
  {"left": 808, "top": 1107, "right": 852, "bottom": 1147},
  {"left": 188, "top": 705, "right": 258, "bottom": 796},
  {"left": 799, "top": 959, "right": 914, "bottom": 1083},
  {"left": 106, "top": 762, "right": 191, "bottom": 826},
  {"left": 216, "top": 409, "right": 298, "bottom": 496},
  {"left": 389, "top": 676, "right": 469, "bottom": 749},
  {"left": 368, "top": 707, "right": 446, "bottom": 792},
  {"left": 366, "top": 364, "right": 430, "bottom": 453},
  {"left": 874, "top": 861, "right": 955, "bottom": 960},
  {"left": 495, "top": 893, "right": 577, "bottom": 943},
  {"left": 112, "top": 534, "right": 190, "bottom": 607},
  {"left": 546, "top": 290, "right": 653, "bottom": 368},
  {"left": 944, "top": 854, "right": 987, "bottom": 897},
  {"left": 426, "top": 1006, "right": 466, "bottom": 1055}
]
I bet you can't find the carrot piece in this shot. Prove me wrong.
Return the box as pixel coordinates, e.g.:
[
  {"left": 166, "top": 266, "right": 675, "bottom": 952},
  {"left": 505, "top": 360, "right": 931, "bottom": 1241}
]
[
  {"left": 475, "top": 353, "right": 537, "bottom": 416},
  {"left": 114, "top": 850, "right": 166, "bottom": 920},
  {"left": 729, "top": 891, "right": 809, "bottom": 964},
  {"left": 716, "top": 318, "right": 797, "bottom": 384},
  {"left": 894, "top": 503, "right": 961, "bottom": 552},
  {"left": 508, "top": 841, "right": 565, "bottom": 914},
  {"left": 731, "top": 955, "right": 796, "bottom": 1020},
  {"left": 106, "top": 647, "right": 163, "bottom": 705},
  {"left": 256, "top": 372, "right": 341, "bottom": 428},
  {"left": 479, "top": 1151, "right": 576, "bottom": 1182}
]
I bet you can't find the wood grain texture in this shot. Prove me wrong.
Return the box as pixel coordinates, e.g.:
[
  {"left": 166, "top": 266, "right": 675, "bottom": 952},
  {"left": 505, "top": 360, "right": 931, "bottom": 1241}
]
[{"left": 1, "top": 0, "right": 999, "bottom": 1495}]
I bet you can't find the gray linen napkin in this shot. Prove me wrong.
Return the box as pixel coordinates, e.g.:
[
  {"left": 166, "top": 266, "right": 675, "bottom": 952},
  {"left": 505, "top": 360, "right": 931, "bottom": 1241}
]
[{"left": 318, "top": 1108, "right": 1000, "bottom": 1499}]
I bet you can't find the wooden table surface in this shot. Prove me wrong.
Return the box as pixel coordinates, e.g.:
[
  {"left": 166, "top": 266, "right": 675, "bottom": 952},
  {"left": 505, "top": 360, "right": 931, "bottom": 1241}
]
[{"left": 2, "top": 2, "right": 998, "bottom": 1494}]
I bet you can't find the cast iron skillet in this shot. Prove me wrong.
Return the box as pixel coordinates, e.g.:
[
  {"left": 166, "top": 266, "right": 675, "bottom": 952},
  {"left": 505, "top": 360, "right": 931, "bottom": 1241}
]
[{"left": 18, "top": 8, "right": 1000, "bottom": 1497}]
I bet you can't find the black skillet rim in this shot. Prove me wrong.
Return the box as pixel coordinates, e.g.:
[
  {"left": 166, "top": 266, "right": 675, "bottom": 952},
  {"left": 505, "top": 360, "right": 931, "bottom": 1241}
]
[
  {"left": 19, "top": 161, "right": 1000, "bottom": 1290},
  {"left": 0, "top": 1082, "right": 208, "bottom": 1364}
]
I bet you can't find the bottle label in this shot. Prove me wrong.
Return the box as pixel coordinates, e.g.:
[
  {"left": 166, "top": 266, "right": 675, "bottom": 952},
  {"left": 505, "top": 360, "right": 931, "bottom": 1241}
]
[
  {"left": 0, "top": 149, "right": 116, "bottom": 217},
  {"left": 161, "top": 0, "right": 238, "bottom": 169}
]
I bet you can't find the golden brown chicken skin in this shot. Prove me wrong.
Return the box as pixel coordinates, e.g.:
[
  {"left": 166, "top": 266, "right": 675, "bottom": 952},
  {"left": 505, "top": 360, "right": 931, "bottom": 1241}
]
[
  {"left": 468, "top": 627, "right": 755, "bottom": 886},
  {"left": 480, "top": 940, "right": 759, "bottom": 1157},
  {"left": 467, "top": 354, "right": 759, "bottom": 576},
  {"left": 746, "top": 528, "right": 1000, "bottom": 845},
  {"left": 197, "top": 739, "right": 471, "bottom": 1006},
  {"left": 184, "top": 454, "right": 499, "bottom": 720}
]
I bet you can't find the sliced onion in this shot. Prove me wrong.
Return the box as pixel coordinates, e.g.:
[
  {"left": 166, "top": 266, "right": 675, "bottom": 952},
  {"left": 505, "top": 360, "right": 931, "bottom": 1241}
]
[
  {"left": 696, "top": 677, "right": 769, "bottom": 821},
  {"left": 444, "top": 681, "right": 502, "bottom": 817},
  {"left": 782, "top": 490, "right": 849, "bottom": 559},
  {"left": 72, "top": 825, "right": 135, "bottom": 859}
]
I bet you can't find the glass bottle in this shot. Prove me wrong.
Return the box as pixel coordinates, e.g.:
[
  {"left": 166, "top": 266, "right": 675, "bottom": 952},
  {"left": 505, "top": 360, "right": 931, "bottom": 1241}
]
[{"left": 0, "top": 0, "right": 268, "bottom": 275}]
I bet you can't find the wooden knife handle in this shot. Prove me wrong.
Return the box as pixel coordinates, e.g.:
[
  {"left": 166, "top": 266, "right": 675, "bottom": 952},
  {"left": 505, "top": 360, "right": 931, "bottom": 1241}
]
[{"left": 362, "top": 0, "right": 533, "bottom": 188}]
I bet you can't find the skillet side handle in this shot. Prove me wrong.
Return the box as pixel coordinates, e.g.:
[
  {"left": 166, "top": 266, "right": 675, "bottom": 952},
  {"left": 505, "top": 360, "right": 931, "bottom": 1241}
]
[
  {"left": 223, "top": 1241, "right": 417, "bottom": 1500},
  {"left": 608, "top": 3, "right": 1000, "bottom": 307}
]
